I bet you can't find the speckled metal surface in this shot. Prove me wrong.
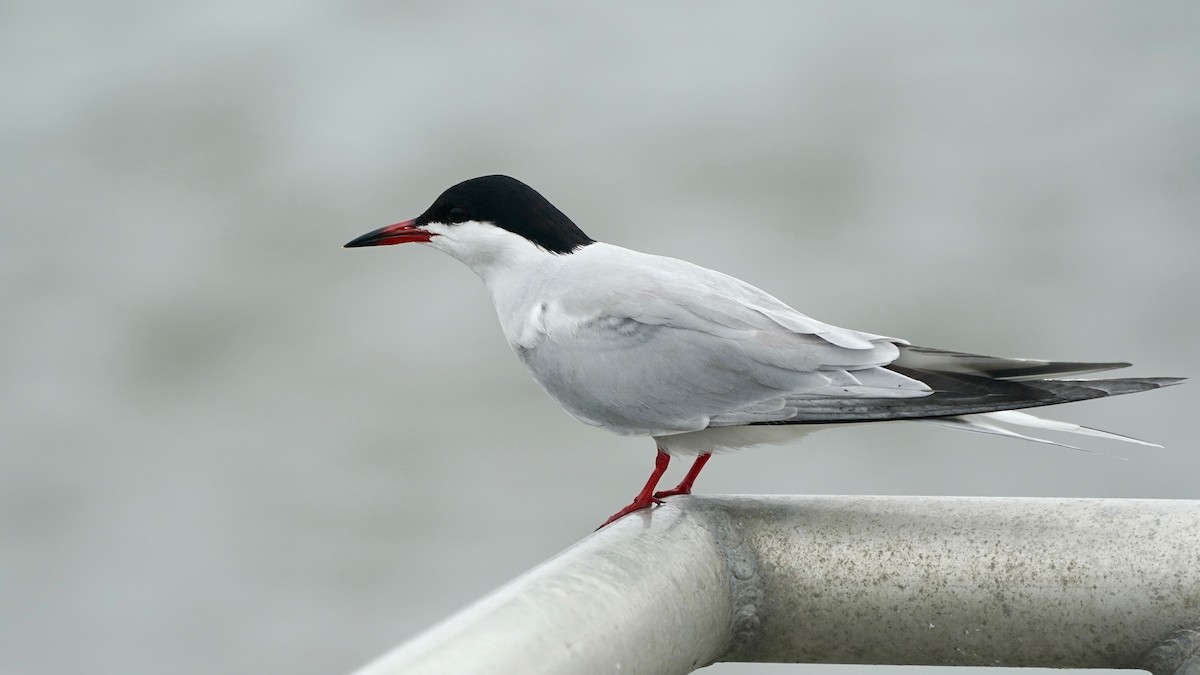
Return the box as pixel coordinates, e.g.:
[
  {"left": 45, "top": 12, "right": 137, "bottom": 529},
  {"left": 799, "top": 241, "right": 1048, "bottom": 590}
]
[{"left": 704, "top": 495, "right": 1200, "bottom": 671}]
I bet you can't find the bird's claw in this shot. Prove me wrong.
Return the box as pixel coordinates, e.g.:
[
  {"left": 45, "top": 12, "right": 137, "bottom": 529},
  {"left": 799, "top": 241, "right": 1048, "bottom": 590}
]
[
  {"left": 596, "top": 497, "right": 663, "bottom": 530},
  {"left": 652, "top": 488, "right": 689, "bottom": 500}
]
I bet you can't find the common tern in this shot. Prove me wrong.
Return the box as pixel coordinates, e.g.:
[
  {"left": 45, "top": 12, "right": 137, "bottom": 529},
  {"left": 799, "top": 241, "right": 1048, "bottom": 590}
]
[{"left": 345, "top": 175, "right": 1182, "bottom": 528}]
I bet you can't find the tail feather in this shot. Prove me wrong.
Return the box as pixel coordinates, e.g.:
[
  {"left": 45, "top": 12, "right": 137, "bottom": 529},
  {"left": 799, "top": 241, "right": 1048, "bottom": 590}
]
[
  {"left": 920, "top": 414, "right": 1084, "bottom": 450},
  {"left": 922, "top": 409, "right": 1159, "bottom": 455},
  {"left": 985, "top": 410, "right": 1161, "bottom": 447}
]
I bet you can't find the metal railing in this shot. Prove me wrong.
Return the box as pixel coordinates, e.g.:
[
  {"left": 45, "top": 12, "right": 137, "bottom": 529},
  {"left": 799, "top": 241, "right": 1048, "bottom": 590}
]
[{"left": 351, "top": 495, "right": 1200, "bottom": 675}]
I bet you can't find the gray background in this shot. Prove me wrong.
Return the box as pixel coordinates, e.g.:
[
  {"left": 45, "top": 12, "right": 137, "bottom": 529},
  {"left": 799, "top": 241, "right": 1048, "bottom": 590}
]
[{"left": 2, "top": 2, "right": 1197, "bottom": 674}]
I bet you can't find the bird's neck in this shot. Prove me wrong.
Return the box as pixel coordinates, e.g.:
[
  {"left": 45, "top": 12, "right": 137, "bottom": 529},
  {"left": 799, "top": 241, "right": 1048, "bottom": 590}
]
[{"left": 481, "top": 254, "right": 563, "bottom": 346}]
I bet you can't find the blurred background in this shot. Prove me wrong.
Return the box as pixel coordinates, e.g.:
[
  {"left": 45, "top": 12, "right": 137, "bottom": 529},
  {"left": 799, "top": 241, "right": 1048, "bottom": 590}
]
[{"left": 2, "top": 2, "right": 1197, "bottom": 674}]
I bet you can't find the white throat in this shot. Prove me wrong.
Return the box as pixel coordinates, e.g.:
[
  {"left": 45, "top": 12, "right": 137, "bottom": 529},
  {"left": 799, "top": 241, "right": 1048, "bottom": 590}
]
[{"left": 423, "top": 220, "right": 573, "bottom": 348}]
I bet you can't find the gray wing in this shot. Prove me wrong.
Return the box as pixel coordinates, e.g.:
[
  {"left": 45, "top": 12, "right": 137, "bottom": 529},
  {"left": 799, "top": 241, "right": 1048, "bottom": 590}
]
[
  {"left": 516, "top": 264, "right": 929, "bottom": 436},
  {"left": 514, "top": 246, "right": 1179, "bottom": 437},
  {"left": 519, "top": 317, "right": 930, "bottom": 435},
  {"left": 521, "top": 318, "right": 1180, "bottom": 434}
]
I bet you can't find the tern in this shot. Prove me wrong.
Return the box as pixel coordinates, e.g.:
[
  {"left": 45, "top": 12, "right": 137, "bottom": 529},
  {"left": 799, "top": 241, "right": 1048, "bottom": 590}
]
[{"left": 345, "top": 175, "right": 1182, "bottom": 528}]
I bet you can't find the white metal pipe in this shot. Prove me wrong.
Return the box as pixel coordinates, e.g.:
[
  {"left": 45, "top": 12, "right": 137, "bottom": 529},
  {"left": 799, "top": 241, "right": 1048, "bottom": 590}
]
[
  {"left": 711, "top": 496, "right": 1200, "bottom": 672},
  {"left": 353, "top": 504, "right": 734, "bottom": 675},
  {"left": 351, "top": 496, "right": 1200, "bottom": 675}
]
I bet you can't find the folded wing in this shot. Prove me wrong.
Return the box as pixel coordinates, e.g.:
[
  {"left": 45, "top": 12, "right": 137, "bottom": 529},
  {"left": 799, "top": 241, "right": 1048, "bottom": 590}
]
[{"left": 528, "top": 248, "right": 1183, "bottom": 442}]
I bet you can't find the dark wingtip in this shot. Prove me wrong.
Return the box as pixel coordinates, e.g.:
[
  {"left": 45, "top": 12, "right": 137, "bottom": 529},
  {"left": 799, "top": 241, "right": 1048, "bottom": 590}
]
[
  {"left": 1151, "top": 377, "right": 1187, "bottom": 388},
  {"left": 1068, "top": 376, "right": 1187, "bottom": 396},
  {"left": 990, "top": 361, "right": 1132, "bottom": 379}
]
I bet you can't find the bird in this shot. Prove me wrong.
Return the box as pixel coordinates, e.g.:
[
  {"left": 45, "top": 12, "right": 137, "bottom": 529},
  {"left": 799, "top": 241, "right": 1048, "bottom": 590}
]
[{"left": 344, "top": 175, "right": 1183, "bottom": 528}]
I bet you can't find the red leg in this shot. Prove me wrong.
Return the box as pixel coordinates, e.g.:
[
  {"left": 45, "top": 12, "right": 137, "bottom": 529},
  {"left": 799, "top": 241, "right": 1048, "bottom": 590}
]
[
  {"left": 653, "top": 452, "right": 711, "bottom": 499},
  {"left": 597, "top": 448, "right": 671, "bottom": 529}
]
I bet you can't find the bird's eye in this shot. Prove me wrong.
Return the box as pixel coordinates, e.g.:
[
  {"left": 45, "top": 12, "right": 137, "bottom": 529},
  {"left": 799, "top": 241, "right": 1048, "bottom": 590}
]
[{"left": 448, "top": 207, "right": 470, "bottom": 223}]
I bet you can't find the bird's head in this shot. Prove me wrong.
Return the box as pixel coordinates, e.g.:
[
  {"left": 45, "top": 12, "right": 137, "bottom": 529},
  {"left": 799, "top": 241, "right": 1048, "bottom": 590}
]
[{"left": 344, "top": 175, "right": 594, "bottom": 271}]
